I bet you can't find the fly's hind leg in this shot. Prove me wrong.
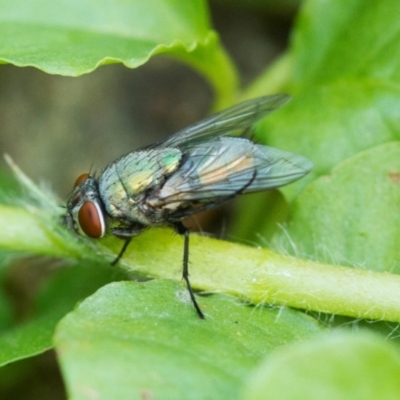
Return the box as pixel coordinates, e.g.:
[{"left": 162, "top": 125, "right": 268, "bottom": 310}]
[
  {"left": 170, "top": 172, "right": 258, "bottom": 318},
  {"left": 173, "top": 222, "right": 205, "bottom": 319}
]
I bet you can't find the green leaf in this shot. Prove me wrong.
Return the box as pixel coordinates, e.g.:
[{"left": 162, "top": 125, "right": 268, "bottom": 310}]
[
  {"left": 255, "top": 80, "right": 400, "bottom": 200},
  {"left": 0, "top": 289, "right": 13, "bottom": 333},
  {"left": 237, "top": 0, "right": 400, "bottom": 248},
  {"left": 273, "top": 142, "right": 400, "bottom": 274},
  {"left": 0, "top": 263, "right": 127, "bottom": 366},
  {"left": 0, "top": 0, "right": 237, "bottom": 106},
  {"left": 243, "top": 331, "right": 400, "bottom": 400},
  {"left": 291, "top": 0, "right": 400, "bottom": 87},
  {"left": 55, "top": 280, "right": 321, "bottom": 400}
]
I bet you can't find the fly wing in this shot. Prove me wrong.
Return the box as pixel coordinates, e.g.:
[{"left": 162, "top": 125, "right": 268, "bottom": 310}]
[
  {"left": 157, "top": 94, "right": 290, "bottom": 149},
  {"left": 153, "top": 137, "right": 312, "bottom": 208}
]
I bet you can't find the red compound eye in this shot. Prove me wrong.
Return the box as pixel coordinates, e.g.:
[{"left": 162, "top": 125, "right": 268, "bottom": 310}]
[
  {"left": 78, "top": 201, "right": 105, "bottom": 238},
  {"left": 74, "top": 173, "right": 90, "bottom": 187}
]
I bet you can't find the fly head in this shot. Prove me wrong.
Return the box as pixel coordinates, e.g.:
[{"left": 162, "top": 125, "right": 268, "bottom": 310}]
[{"left": 66, "top": 173, "right": 106, "bottom": 239}]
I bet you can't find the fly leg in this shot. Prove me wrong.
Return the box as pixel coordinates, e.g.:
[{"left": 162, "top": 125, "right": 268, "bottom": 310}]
[
  {"left": 110, "top": 224, "right": 145, "bottom": 265},
  {"left": 174, "top": 222, "right": 205, "bottom": 319},
  {"left": 111, "top": 237, "right": 132, "bottom": 266},
  {"left": 170, "top": 171, "right": 257, "bottom": 318}
]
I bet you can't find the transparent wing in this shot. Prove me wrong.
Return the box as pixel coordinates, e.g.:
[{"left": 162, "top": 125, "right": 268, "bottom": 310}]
[
  {"left": 157, "top": 94, "right": 290, "bottom": 149},
  {"left": 153, "top": 137, "right": 312, "bottom": 208}
]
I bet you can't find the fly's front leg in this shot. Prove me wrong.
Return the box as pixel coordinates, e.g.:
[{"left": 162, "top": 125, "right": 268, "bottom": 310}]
[
  {"left": 111, "top": 237, "right": 132, "bottom": 266},
  {"left": 110, "top": 224, "right": 145, "bottom": 266},
  {"left": 174, "top": 222, "right": 205, "bottom": 319}
]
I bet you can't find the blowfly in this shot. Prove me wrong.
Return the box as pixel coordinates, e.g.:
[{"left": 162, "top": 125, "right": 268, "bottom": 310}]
[{"left": 65, "top": 94, "right": 312, "bottom": 318}]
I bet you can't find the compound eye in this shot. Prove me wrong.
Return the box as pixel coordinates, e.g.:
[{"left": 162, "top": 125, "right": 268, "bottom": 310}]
[
  {"left": 78, "top": 201, "right": 105, "bottom": 238},
  {"left": 74, "top": 173, "right": 90, "bottom": 188}
]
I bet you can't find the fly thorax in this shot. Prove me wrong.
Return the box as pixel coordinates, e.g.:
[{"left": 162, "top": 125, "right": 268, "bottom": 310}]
[{"left": 98, "top": 147, "right": 182, "bottom": 223}]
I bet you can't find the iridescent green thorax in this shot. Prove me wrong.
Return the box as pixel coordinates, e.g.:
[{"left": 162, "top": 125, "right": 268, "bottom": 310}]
[{"left": 98, "top": 148, "right": 182, "bottom": 222}]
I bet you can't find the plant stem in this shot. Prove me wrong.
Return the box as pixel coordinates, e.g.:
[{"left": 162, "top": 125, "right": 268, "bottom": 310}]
[{"left": 1, "top": 204, "right": 399, "bottom": 323}]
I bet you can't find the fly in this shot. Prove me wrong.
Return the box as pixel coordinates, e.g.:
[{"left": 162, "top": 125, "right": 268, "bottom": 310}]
[{"left": 65, "top": 94, "right": 313, "bottom": 319}]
